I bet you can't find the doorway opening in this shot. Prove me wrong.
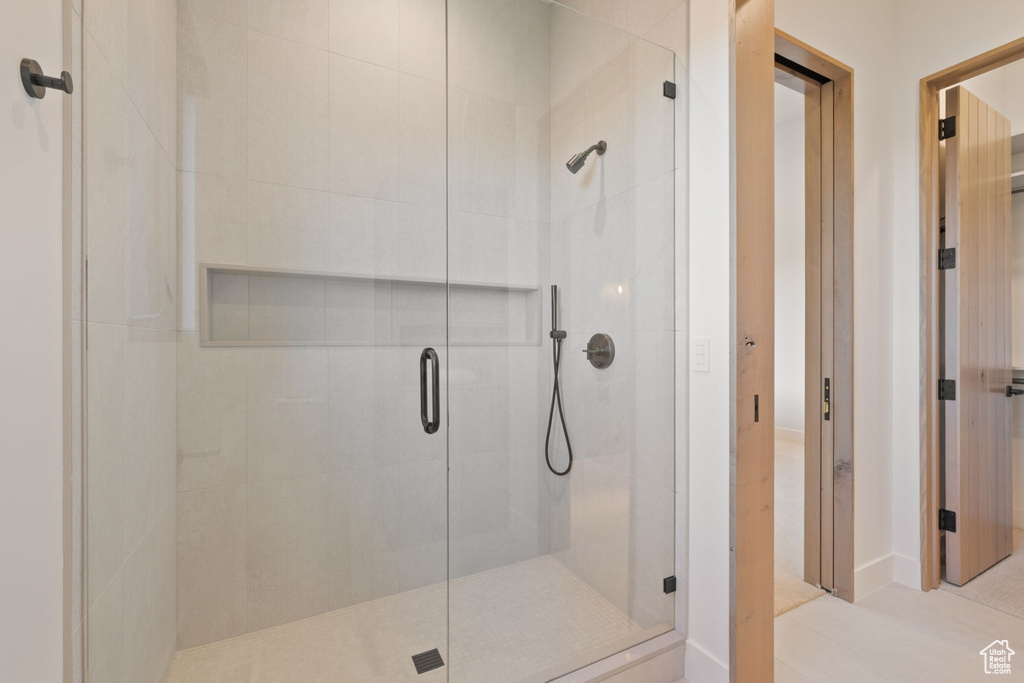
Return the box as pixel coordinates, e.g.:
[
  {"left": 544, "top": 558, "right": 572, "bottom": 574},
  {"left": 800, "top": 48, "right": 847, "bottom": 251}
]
[
  {"left": 772, "top": 79, "right": 821, "bottom": 616},
  {"left": 732, "top": 20, "right": 856, "bottom": 678},
  {"left": 770, "top": 32, "right": 854, "bottom": 613},
  {"left": 923, "top": 49, "right": 1024, "bottom": 617}
]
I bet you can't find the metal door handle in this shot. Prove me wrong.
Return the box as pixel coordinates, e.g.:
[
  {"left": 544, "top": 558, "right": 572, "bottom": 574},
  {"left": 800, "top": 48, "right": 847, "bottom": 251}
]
[{"left": 420, "top": 348, "right": 440, "bottom": 434}]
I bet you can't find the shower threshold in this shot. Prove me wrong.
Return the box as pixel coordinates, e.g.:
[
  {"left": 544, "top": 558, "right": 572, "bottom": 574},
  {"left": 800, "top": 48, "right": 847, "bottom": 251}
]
[{"left": 166, "top": 555, "right": 667, "bottom": 683}]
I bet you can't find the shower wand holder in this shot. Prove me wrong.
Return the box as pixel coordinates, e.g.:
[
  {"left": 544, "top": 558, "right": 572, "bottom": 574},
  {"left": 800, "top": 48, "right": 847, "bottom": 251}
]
[
  {"left": 583, "top": 333, "right": 615, "bottom": 369},
  {"left": 21, "top": 58, "right": 73, "bottom": 99}
]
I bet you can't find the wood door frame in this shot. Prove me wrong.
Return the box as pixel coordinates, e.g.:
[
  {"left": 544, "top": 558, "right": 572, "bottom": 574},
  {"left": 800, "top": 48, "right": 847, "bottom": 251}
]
[
  {"left": 732, "top": 18, "right": 855, "bottom": 680},
  {"left": 773, "top": 36, "right": 855, "bottom": 599},
  {"left": 919, "top": 36, "right": 1024, "bottom": 592}
]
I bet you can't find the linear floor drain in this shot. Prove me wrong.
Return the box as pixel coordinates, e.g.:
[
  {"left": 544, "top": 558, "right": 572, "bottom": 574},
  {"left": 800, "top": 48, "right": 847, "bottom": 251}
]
[{"left": 411, "top": 648, "right": 445, "bottom": 674}]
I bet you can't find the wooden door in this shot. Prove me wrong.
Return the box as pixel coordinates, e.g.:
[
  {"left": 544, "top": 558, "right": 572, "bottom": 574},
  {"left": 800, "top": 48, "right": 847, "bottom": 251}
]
[{"left": 941, "top": 85, "right": 1013, "bottom": 586}]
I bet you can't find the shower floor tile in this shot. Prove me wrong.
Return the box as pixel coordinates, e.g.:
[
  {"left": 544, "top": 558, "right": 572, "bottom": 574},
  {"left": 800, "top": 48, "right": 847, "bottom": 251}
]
[{"left": 165, "top": 555, "right": 660, "bottom": 683}]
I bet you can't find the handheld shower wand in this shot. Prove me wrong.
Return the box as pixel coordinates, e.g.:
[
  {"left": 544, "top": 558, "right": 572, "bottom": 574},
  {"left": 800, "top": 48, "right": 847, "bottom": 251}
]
[{"left": 545, "top": 285, "right": 573, "bottom": 476}]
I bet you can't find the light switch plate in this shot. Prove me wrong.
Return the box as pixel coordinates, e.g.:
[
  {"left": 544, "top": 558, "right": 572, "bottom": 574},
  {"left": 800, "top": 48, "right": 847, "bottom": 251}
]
[{"left": 692, "top": 337, "right": 710, "bottom": 373}]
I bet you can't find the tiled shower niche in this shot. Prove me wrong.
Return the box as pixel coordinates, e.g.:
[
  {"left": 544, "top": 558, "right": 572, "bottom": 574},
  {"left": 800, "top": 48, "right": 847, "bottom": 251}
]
[{"left": 201, "top": 264, "right": 542, "bottom": 346}]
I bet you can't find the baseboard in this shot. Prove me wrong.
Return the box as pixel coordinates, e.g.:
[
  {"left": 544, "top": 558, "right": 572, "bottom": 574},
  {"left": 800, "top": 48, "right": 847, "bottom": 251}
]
[
  {"left": 892, "top": 553, "right": 922, "bottom": 590},
  {"left": 774, "top": 427, "right": 804, "bottom": 443},
  {"left": 1015, "top": 508, "right": 1024, "bottom": 530},
  {"left": 854, "top": 553, "right": 896, "bottom": 600},
  {"left": 684, "top": 639, "right": 729, "bottom": 683}
]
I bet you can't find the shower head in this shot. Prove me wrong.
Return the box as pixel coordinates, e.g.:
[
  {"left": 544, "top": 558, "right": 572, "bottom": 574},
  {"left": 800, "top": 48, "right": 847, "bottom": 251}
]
[{"left": 566, "top": 140, "right": 607, "bottom": 174}]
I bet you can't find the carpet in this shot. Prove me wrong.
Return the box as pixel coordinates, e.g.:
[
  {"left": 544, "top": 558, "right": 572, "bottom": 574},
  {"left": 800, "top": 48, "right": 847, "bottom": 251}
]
[{"left": 940, "top": 528, "right": 1024, "bottom": 619}]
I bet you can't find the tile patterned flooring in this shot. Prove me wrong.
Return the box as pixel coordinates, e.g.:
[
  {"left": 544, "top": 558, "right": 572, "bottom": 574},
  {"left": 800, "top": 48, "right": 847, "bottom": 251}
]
[{"left": 166, "top": 555, "right": 661, "bottom": 683}]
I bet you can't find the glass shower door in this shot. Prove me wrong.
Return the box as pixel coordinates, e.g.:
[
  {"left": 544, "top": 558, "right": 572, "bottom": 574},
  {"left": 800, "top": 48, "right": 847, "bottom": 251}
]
[
  {"left": 83, "top": 1, "right": 451, "bottom": 680},
  {"left": 445, "top": 2, "right": 677, "bottom": 681}
]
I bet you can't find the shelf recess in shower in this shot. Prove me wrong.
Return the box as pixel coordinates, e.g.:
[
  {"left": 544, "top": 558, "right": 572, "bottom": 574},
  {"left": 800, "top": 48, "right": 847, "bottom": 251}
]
[{"left": 199, "top": 263, "right": 541, "bottom": 348}]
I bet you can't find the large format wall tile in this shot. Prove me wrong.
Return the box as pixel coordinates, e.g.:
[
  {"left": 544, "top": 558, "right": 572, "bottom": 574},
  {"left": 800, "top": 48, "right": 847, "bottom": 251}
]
[
  {"left": 515, "top": 107, "right": 552, "bottom": 223},
  {"left": 86, "top": 323, "right": 124, "bottom": 605},
  {"left": 327, "top": 460, "right": 447, "bottom": 609},
  {"left": 83, "top": 0, "right": 127, "bottom": 83},
  {"left": 247, "top": 348, "right": 329, "bottom": 482},
  {"left": 177, "top": 486, "right": 247, "bottom": 648},
  {"left": 122, "top": 505, "right": 177, "bottom": 683},
  {"left": 326, "top": 347, "right": 446, "bottom": 472},
  {"left": 449, "top": 87, "right": 516, "bottom": 218},
  {"left": 327, "top": 195, "right": 447, "bottom": 279},
  {"left": 249, "top": 0, "right": 328, "bottom": 49},
  {"left": 448, "top": 0, "right": 515, "bottom": 102},
  {"left": 514, "top": 0, "right": 552, "bottom": 111},
  {"left": 247, "top": 182, "right": 330, "bottom": 270},
  {"left": 328, "top": 0, "right": 399, "bottom": 70},
  {"left": 328, "top": 55, "right": 400, "bottom": 201},
  {"left": 84, "top": 36, "right": 124, "bottom": 326},
  {"left": 177, "top": 335, "right": 247, "bottom": 492},
  {"left": 124, "top": 100, "right": 178, "bottom": 331},
  {"left": 86, "top": 571, "right": 124, "bottom": 683},
  {"left": 248, "top": 32, "right": 329, "bottom": 190},
  {"left": 180, "top": 0, "right": 246, "bottom": 27},
  {"left": 629, "top": 38, "right": 676, "bottom": 187},
  {"left": 398, "top": 73, "right": 446, "bottom": 208},
  {"left": 399, "top": 0, "right": 446, "bottom": 83},
  {"left": 125, "top": 0, "right": 177, "bottom": 159},
  {"left": 246, "top": 476, "right": 330, "bottom": 631},
  {"left": 178, "top": 9, "right": 247, "bottom": 178},
  {"left": 184, "top": 172, "right": 248, "bottom": 269},
  {"left": 122, "top": 327, "right": 177, "bottom": 554},
  {"left": 449, "top": 451, "right": 513, "bottom": 577}
]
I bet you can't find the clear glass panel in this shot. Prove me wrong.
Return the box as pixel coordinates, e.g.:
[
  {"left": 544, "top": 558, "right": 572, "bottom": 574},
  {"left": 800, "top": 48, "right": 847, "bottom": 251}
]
[
  {"left": 83, "top": 0, "right": 449, "bottom": 680},
  {"left": 446, "top": 2, "right": 677, "bottom": 681},
  {"left": 82, "top": 0, "right": 678, "bottom": 680}
]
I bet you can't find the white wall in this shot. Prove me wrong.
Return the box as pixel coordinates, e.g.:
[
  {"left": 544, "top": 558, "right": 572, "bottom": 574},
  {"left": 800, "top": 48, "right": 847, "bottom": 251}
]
[
  {"left": 0, "top": 0, "right": 66, "bottom": 680},
  {"left": 684, "top": 0, "right": 732, "bottom": 679},
  {"left": 891, "top": 0, "right": 1024, "bottom": 590},
  {"left": 774, "top": 85, "right": 806, "bottom": 435},
  {"left": 775, "top": 0, "right": 900, "bottom": 597},
  {"left": 959, "top": 61, "right": 1024, "bottom": 136}
]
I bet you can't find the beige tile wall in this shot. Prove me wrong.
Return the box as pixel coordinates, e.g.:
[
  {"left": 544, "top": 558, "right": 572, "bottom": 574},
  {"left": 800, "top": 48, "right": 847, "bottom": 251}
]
[
  {"left": 175, "top": 0, "right": 553, "bottom": 649},
  {"left": 75, "top": 0, "right": 684, "bottom": 672},
  {"left": 81, "top": 0, "right": 180, "bottom": 679}
]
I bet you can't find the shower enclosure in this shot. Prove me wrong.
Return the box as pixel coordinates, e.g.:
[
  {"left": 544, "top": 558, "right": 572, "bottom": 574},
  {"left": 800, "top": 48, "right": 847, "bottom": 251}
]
[{"left": 78, "top": 1, "right": 681, "bottom": 680}]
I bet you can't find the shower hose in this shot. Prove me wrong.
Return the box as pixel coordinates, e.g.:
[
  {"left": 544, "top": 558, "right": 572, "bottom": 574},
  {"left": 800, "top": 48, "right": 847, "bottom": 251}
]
[{"left": 545, "top": 286, "right": 573, "bottom": 476}]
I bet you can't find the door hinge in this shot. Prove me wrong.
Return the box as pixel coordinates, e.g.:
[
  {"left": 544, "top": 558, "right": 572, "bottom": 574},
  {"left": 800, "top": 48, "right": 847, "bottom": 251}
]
[
  {"left": 663, "top": 576, "right": 677, "bottom": 594},
  {"left": 938, "top": 247, "right": 956, "bottom": 270},
  {"left": 938, "top": 509, "right": 957, "bottom": 532},
  {"left": 938, "top": 379, "right": 956, "bottom": 401},
  {"left": 823, "top": 378, "right": 831, "bottom": 421},
  {"left": 939, "top": 116, "right": 957, "bottom": 140},
  {"left": 663, "top": 80, "right": 676, "bottom": 99}
]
